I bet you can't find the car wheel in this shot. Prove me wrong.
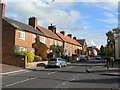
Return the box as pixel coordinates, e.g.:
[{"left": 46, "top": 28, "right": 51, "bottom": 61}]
[
  {"left": 59, "top": 64, "right": 62, "bottom": 68},
  {"left": 64, "top": 64, "right": 67, "bottom": 67}
]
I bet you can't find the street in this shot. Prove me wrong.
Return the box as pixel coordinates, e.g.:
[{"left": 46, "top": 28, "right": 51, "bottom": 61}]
[{"left": 2, "top": 60, "right": 120, "bottom": 89}]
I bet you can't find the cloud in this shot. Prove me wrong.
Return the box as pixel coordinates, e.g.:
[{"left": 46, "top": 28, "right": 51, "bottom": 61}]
[
  {"left": 96, "top": 12, "right": 117, "bottom": 24},
  {"left": 5, "top": 1, "right": 86, "bottom": 34}
]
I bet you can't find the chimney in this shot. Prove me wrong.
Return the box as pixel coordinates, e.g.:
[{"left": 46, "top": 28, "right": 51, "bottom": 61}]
[
  {"left": 73, "top": 36, "right": 76, "bottom": 40},
  {"left": 67, "top": 33, "right": 72, "bottom": 38},
  {"left": 0, "top": 3, "right": 5, "bottom": 17},
  {"left": 60, "top": 30, "right": 65, "bottom": 36},
  {"left": 48, "top": 23, "right": 57, "bottom": 33},
  {"left": 29, "top": 16, "right": 37, "bottom": 29}
]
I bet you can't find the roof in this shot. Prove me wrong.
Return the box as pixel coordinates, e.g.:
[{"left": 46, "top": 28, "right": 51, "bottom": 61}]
[
  {"left": 77, "top": 39, "right": 85, "bottom": 46},
  {"left": 37, "top": 26, "right": 62, "bottom": 41},
  {"left": 57, "top": 33, "right": 82, "bottom": 46},
  {"left": 3, "top": 17, "right": 46, "bottom": 36}
]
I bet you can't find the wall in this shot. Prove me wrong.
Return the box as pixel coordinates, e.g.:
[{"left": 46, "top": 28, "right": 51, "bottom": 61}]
[
  {"left": 27, "top": 61, "right": 48, "bottom": 68},
  {"left": 39, "top": 36, "right": 63, "bottom": 53},
  {"left": 15, "top": 29, "right": 36, "bottom": 52},
  {"left": 2, "top": 19, "right": 27, "bottom": 68}
]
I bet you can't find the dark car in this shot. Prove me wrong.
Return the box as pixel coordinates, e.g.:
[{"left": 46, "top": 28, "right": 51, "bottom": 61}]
[
  {"left": 79, "top": 55, "right": 87, "bottom": 62},
  {"left": 96, "top": 55, "right": 102, "bottom": 60}
]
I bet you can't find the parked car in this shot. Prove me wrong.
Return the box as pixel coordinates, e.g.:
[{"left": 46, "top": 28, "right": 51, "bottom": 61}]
[
  {"left": 96, "top": 55, "right": 102, "bottom": 60},
  {"left": 79, "top": 55, "right": 87, "bottom": 62},
  {"left": 87, "top": 56, "right": 91, "bottom": 60},
  {"left": 48, "top": 58, "right": 67, "bottom": 68}
]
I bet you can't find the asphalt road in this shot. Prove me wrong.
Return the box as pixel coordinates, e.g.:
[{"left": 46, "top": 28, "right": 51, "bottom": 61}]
[{"left": 2, "top": 60, "right": 120, "bottom": 89}]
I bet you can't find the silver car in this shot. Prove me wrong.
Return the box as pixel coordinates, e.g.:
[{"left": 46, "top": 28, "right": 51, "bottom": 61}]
[{"left": 48, "top": 58, "right": 67, "bottom": 68}]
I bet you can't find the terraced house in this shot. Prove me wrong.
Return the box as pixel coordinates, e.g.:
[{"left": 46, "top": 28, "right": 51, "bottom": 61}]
[
  {"left": 28, "top": 17, "right": 63, "bottom": 53},
  {"left": 56, "top": 31, "right": 82, "bottom": 56},
  {"left": 1, "top": 3, "right": 46, "bottom": 66}
]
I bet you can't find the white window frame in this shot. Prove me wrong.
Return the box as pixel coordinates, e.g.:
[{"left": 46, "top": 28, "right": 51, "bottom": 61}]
[
  {"left": 32, "top": 48, "right": 35, "bottom": 55},
  {"left": 73, "top": 51, "right": 74, "bottom": 54},
  {"left": 76, "top": 46, "right": 77, "bottom": 49},
  {"left": 73, "top": 45, "right": 74, "bottom": 48},
  {"left": 33, "top": 35, "right": 36, "bottom": 42},
  {"left": 70, "top": 44, "right": 71, "bottom": 48},
  {"left": 58, "top": 41, "right": 61, "bottom": 46},
  {"left": 20, "top": 47, "right": 25, "bottom": 52},
  {"left": 41, "top": 37, "right": 45, "bottom": 43},
  {"left": 55, "top": 40, "right": 57, "bottom": 45},
  {"left": 18, "top": 31, "right": 25, "bottom": 40},
  {"left": 66, "top": 43, "right": 67, "bottom": 47},
  {"left": 49, "top": 39, "right": 53, "bottom": 45}
]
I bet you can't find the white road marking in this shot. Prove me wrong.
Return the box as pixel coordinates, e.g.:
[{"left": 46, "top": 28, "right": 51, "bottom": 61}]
[
  {"left": 62, "top": 83, "right": 66, "bottom": 85},
  {"left": 51, "top": 72, "right": 55, "bottom": 74},
  {"left": 48, "top": 72, "right": 55, "bottom": 74},
  {"left": 5, "top": 77, "right": 36, "bottom": 87},
  {"left": 48, "top": 73, "right": 51, "bottom": 74}
]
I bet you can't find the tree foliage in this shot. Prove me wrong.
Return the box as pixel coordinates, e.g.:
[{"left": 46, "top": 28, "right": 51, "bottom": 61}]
[
  {"left": 50, "top": 44, "right": 64, "bottom": 58},
  {"left": 32, "top": 41, "right": 48, "bottom": 58}
]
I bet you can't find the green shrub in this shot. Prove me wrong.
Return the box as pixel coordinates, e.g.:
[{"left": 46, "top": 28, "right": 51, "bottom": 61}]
[
  {"left": 22, "top": 51, "right": 34, "bottom": 63},
  {"left": 47, "top": 52, "right": 53, "bottom": 58},
  {"left": 14, "top": 45, "right": 24, "bottom": 56},
  {"left": 42, "top": 57, "right": 48, "bottom": 61},
  {"left": 34, "top": 55, "right": 42, "bottom": 62}
]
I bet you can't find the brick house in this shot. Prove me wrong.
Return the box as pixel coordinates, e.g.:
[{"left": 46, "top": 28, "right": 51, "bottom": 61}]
[
  {"left": 56, "top": 31, "right": 82, "bottom": 56},
  {"left": 28, "top": 17, "right": 63, "bottom": 53},
  {"left": 1, "top": 3, "right": 46, "bottom": 66},
  {"left": 77, "top": 39, "right": 87, "bottom": 54}
]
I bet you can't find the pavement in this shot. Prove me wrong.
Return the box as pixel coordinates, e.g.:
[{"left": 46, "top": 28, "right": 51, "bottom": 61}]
[
  {"left": 0, "top": 62, "right": 72, "bottom": 75},
  {"left": 2, "top": 60, "right": 120, "bottom": 89}
]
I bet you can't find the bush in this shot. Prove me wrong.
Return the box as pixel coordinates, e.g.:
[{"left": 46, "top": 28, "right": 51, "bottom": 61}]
[
  {"left": 47, "top": 52, "right": 53, "bottom": 58},
  {"left": 42, "top": 57, "right": 48, "bottom": 61},
  {"left": 34, "top": 55, "right": 42, "bottom": 62},
  {"left": 22, "top": 51, "right": 34, "bottom": 63},
  {"left": 14, "top": 45, "right": 24, "bottom": 56}
]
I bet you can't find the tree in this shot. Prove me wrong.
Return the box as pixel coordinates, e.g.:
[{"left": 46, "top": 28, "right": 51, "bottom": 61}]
[
  {"left": 32, "top": 41, "right": 48, "bottom": 58},
  {"left": 50, "top": 44, "right": 64, "bottom": 58}
]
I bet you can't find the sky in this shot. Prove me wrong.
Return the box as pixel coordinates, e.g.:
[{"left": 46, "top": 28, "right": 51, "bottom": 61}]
[{"left": 2, "top": 0, "right": 119, "bottom": 49}]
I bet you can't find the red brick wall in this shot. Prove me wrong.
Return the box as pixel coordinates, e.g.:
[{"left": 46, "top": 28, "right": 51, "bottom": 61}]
[
  {"left": 39, "top": 36, "right": 63, "bottom": 53},
  {"left": 2, "top": 19, "right": 27, "bottom": 68},
  {"left": 15, "top": 29, "right": 36, "bottom": 51}
]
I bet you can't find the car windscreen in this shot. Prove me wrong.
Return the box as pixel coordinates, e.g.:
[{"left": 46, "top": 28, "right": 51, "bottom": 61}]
[
  {"left": 49, "top": 59, "right": 57, "bottom": 61},
  {"left": 80, "top": 55, "right": 85, "bottom": 57}
]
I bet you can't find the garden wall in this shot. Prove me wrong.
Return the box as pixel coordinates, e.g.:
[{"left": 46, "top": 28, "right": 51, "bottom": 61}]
[
  {"left": 2, "top": 55, "right": 27, "bottom": 68},
  {"left": 27, "top": 61, "right": 48, "bottom": 68}
]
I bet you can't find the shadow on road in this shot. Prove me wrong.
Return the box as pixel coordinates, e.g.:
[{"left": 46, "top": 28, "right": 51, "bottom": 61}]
[{"left": 70, "top": 77, "right": 120, "bottom": 84}]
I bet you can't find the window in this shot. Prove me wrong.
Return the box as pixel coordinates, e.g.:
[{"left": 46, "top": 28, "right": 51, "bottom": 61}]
[
  {"left": 73, "top": 45, "right": 74, "bottom": 48},
  {"left": 65, "top": 49, "right": 67, "bottom": 55},
  {"left": 41, "top": 37, "right": 45, "bottom": 43},
  {"left": 70, "top": 44, "right": 71, "bottom": 48},
  {"left": 55, "top": 40, "right": 57, "bottom": 45},
  {"left": 32, "top": 48, "right": 35, "bottom": 55},
  {"left": 27, "top": 48, "right": 31, "bottom": 51},
  {"left": 18, "top": 31, "right": 25, "bottom": 40},
  {"left": 76, "top": 46, "right": 77, "bottom": 49},
  {"left": 73, "top": 51, "right": 75, "bottom": 54},
  {"left": 49, "top": 39, "right": 53, "bottom": 45},
  {"left": 33, "top": 35, "right": 36, "bottom": 42},
  {"left": 58, "top": 41, "right": 61, "bottom": 46},
  {"left": 20, "top": 47, "right": 25, "bottom": 52},
  {"left": 66, "top": 43, "right": 67, "bottom": 47}
]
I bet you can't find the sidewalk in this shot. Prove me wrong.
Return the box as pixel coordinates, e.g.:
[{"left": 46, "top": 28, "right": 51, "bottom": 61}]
[
  {"left": 87, "top": 64, "right": 120, "bottom": 76},
  {"left": 1, "top": 62, "right": 72, "bottom": 75}
]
